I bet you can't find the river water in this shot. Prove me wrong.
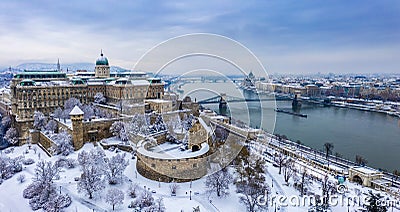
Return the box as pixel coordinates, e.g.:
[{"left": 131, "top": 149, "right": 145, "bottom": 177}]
[{"left": 180, "top": 82, "right": 400, "bottom": 172}]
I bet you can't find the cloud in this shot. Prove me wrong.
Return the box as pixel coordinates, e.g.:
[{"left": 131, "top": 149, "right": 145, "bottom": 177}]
[{"left": 0, "top": 0, "right": 399, "bottom": 73}]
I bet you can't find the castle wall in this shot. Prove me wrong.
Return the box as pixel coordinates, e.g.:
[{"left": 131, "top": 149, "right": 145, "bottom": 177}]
[{"left": 136, "top": 152, "right": 208, "bottom": 182}]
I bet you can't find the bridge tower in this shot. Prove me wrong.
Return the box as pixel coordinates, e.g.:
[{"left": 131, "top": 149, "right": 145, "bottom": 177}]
[
  {"left": 219, "top": 93, "right": 227, "bottom": 109},
  {"left": 292, "top": 91, "right": 302, "bottom": 109}
]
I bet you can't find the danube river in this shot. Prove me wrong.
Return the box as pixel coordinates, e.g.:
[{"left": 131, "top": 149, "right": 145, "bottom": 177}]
[{"left": 180, "top": 82, "right": 400, "bottom": 172}]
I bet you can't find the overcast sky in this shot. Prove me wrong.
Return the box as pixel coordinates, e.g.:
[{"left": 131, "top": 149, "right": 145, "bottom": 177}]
[{"left": 0, "top": 0, "right": 399, "bottom": 74}]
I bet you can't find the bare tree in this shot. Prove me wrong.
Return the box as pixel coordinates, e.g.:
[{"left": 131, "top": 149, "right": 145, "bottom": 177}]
[
  {"left": 169, "top": 182, "right": 180, "bottom": 196},
  {"left": 323, "top": 142, "right": 334, "bottom": 160},
  {"left": 274, "top": 152, "right": 287, "bottom": 175},
  {"left": 321, "top": 175, "right": 337, "bottom": 208},
  {"left": 205, "top": 168, "right": 233, "bottom": 197},
  {"left": 294, "top": 167, "right": 310, "bottom": 196},
  {"left": 355, "top": 155, "right": 368, "bottom": 166},
  {"left": 106, "top": 188, "right": 124, "bottom": 211},
  {"left": 127, "top": 183, "right": 140, "bottom": 198},
  {"left": 282, "top": 158, "right": 295, "bottom": 184}
]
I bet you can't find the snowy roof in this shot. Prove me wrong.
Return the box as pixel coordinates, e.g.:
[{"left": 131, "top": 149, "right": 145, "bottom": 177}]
[
  {"left": 69, "top": 106, "right": 84, "bottom": 116},
  {"left": 198, "top": 118, "right": 212, "bottom": 133},
  {"left": 131, "top": 80, "right": 150, "bottom": 86},
  {"left": 351, "top": 166, "right": 381, "bottom": 174},
  {"left": 138, "top": 142, "right": 209, "bottom": 160}
]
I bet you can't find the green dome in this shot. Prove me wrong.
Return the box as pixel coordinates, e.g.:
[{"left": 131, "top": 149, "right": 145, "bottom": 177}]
[{"left": 96, "top": 51, "right": 109, "bottom": 66}]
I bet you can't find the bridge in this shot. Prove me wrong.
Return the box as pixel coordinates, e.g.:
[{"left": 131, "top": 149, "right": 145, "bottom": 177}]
[{"left": 197, "top": 93, "right": 293, "bottom": 108}]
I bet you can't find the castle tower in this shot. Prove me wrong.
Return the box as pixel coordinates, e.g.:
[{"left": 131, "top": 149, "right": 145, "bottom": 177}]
[
  {"left": 188, "top": 119, "right": 209, "bottom": 152},
  {"left": 95, "top": 50, "right": 110, "bottom": 78},
  {"left": 69, "top": 105, "right": 84, "bottom": 150}
]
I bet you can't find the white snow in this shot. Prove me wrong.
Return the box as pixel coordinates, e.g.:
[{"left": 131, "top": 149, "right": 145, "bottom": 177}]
[
  {"left": 69, "top": 105, "right": 84, "bottom": 116},
  {"left": 138, "top": 142, "right": 209, "bottom": 159},
  {"left": 0, "top": 136, "right": 399, "bottom": 212}
]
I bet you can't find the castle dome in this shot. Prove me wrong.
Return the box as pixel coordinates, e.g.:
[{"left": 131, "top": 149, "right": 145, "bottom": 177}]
[{"left": 96, "top": 50, "right": 109, "bottom": 66}]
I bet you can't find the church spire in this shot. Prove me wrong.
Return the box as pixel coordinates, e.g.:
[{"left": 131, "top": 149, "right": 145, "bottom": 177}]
[
  {"left": 100, "top": 49, "right": 103, "bottom": 57},
  {"left": 57, "top": 58, "right": 60, "bottom": 71}
]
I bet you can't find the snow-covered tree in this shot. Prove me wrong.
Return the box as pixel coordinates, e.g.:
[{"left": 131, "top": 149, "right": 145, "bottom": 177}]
[
  {"left": 151, "top": 115, "right": 167, "bottom": 133},
  {"left": 127, "top": 183, "right": 140, "bottom": 198},
  {"left": 104, "top": 153, "right": 129, "bottom": 184},
  {"left": 126, "top": 114, "right": 150, "bottom": 136},
  {"left": 33, "top": 111, "right": 47, "bottom": 130},
  {"left": 82, "top": 104, "right": 95, "bottom": 120},
  {"left": 64, "top": 97, "right": 81, "bottom": 112},
  {"left": 9, "top": 156, "right": 23, "bottom": 173},
  {"left": 364, "top": 191, "right": 388, "bottom": 212},
  {"left": 23, "top": 161, "right": 65, "bottom": 211},
  {"left": 294, "top": 167, "right": 310, "bottom": 196},
  {"left": 321, "top": 175, "right": 337, "bottom": 208},
  {"left": 131, "top": 190, "right": 156, "bottom": 211},
  {"left": 53, "top": 131, "right": 74, "bottom": 156},
  {"left": 77, "top": 149, "right": 106, "bottom": 199},
  {"left": 205, "top": 168, "right": 233, "bottom": 197},
  {"left": 181, "top": 114, "right": 194, "bottom": 131},
  {"left": 53, "top": 107, "right": 63, "bottom": 121},
  {"left": 282, "top": 158, "right": 295, "bottom": 184},
  {"left": 110, "top": 121, "right": 129, "bottom": 142},
  {"left": 42, "top": 193, "right": 72, "bottom": 212},
  {"left": 106, "top": 188, "right": 124, "bottom": 211},
  {"left": 45, "top": 120, "right": 58, "bottom": 133},
  {"left": 274, "top": 152, "right": 288, "bottom": 175},
  {"left": 94, "top": 92, "right": 106, "bottom": 104},
  {"left": 0, "top": 156, "right": 12, "bottom": 179},
  {"left": 1, "top": 116, "right": 11, "bottom": 132},
  {"left": 166, "top": 114, "right": 182, "bottom": 136},
  {"left": 4, "top": 127, "right": 18, "bottom": 145},
  {"left": 235, "top": 154, "right": 270, "bottom": 212},
  {"left": 153, "top": 197, "right": 166, "bottom": 212}
]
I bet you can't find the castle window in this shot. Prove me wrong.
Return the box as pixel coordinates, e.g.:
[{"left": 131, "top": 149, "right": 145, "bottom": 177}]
[
  {"left": 172, "top": 166, "right": 176, "bottom": 170},
  {"left": 193, "top": 163, "right": 197, "bottom": 168},
  {"left": 151, "top": 164, "right": 156, "bottom": 168}
]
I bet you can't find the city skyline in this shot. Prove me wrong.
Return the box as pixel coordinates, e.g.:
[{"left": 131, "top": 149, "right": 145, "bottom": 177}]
[{"left": 0, "top": 0, "right": 399, "bottom": 74}]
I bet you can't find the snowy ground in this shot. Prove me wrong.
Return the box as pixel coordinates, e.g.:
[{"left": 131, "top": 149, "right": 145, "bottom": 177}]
[
  {"left": 0, "top": 142, "right": 399, "bottom": 212},
  {"left": 0, "top": 144, "right": 244, "bottom": 212}
]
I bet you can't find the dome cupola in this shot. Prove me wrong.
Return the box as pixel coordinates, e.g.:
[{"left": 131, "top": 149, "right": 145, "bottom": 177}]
[{"left": 96, "top": 50, "right": 109, "bottom": 66}]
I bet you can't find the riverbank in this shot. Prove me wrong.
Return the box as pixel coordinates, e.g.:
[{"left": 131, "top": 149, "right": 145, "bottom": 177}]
[{"left": 266, "top": 91, "right": 400, "bottom": 118}]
